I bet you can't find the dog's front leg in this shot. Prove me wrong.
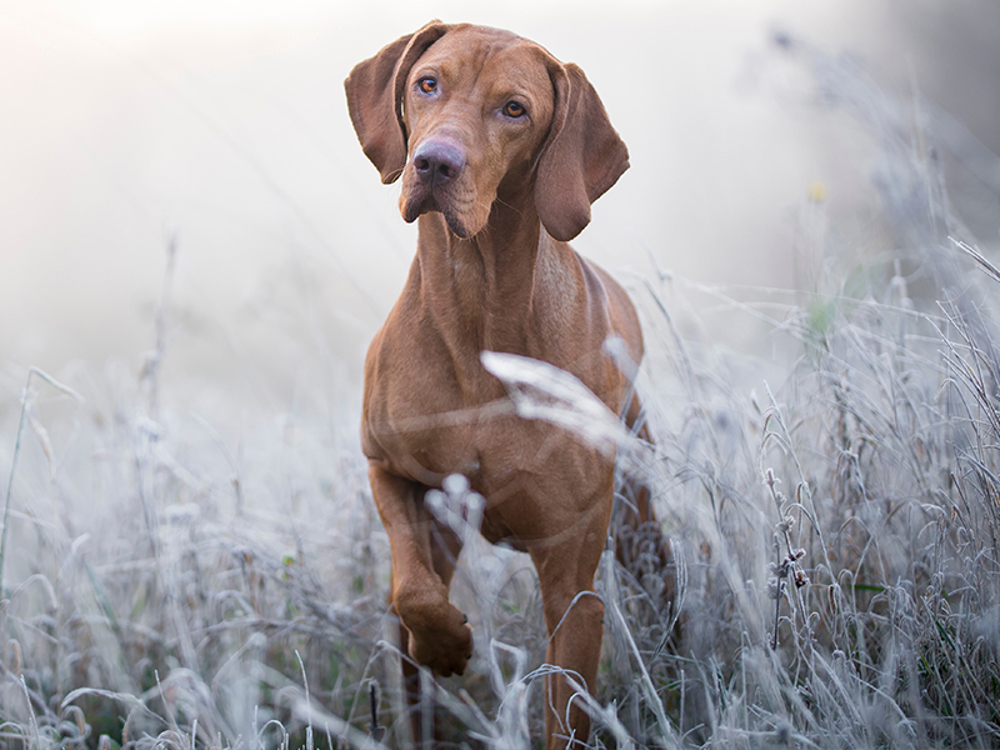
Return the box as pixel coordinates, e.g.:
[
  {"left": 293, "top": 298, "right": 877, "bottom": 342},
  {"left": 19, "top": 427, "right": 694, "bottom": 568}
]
[
  {"left": 393, "top": 498, "right": 465, "bottom": 749},
  {"left": 529, "top": 488, "right": 612, "bottom": 750},
  {"left": 368, "top": 463, "right": 473, "bottom": 679}
]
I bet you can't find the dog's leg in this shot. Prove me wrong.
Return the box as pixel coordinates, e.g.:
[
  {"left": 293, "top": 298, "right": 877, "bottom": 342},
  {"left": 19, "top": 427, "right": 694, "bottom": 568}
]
[
  {"left": 616, "top": 404, "right": 677, "bottom": 617},
  {"left": 396, "top": 515, "right": 463, "bottom": 748},
  {"left": 369, "top": 465, "right": 473, "bottom": 676},
  {"left": 616, "top": 478, "right": 676, "bottom": 608},
  {"left": 529, "top": 487, "right": 613, "bottom": 750}
]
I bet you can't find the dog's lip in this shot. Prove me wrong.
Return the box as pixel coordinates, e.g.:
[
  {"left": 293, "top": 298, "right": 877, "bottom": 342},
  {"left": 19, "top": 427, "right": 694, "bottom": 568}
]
[
  {"left": 402, "top": 181, "right": 436, "bottom": 222},
  {"left": 403, "top": 187, "right": 452, "bottom": 226},
  {"left": 402, "top": 176, "right": 473, "bottom": 236}
]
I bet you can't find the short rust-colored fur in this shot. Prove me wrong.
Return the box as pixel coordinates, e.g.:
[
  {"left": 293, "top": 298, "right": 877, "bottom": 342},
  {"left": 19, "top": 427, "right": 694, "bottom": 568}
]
[{"left": 346, "top": 22, "right": 671, "bottom": 749}]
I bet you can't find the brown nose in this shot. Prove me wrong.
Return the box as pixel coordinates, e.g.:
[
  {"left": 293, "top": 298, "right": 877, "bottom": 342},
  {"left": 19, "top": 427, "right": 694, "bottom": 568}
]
[{"left": 412, "top": 142, "right": 465, "bottom": 186}]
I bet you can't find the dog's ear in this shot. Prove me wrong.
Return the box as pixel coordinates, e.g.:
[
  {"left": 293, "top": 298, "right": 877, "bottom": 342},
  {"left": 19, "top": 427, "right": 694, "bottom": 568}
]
[
  {"left": 345, "top": 22, "right": 451, "bottom": 184},
  {"left": 535, "top": 63, "right": 629, "bottom": 242}
]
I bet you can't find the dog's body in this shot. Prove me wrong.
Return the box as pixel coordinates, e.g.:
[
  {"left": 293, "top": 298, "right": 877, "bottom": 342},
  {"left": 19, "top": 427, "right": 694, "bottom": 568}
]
[{"left": 346, "top": 22, "right": 668, "bottom": 749}]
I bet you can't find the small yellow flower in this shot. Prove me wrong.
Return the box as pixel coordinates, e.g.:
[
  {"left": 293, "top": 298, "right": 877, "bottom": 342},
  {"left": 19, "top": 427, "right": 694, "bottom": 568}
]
[{"left": 807, "top": 181, "right": 828, "bottom": 203}]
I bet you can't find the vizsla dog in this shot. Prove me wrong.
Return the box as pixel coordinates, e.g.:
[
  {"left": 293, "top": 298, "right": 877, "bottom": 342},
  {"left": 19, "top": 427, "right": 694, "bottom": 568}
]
[{"left": 346, "top": 22, "right": 671, "bottom": 749}]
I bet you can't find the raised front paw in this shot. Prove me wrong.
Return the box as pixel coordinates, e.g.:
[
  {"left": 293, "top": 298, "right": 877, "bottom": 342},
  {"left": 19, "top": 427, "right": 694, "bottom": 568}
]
[{"left": 407, "top": 603, "right": 473, "bottom": 677}]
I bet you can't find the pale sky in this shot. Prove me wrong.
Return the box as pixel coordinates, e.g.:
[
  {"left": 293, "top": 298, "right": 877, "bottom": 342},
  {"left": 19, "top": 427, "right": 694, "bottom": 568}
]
[{"left": 0, "top": 0, "right": 962, "bottom": 388}]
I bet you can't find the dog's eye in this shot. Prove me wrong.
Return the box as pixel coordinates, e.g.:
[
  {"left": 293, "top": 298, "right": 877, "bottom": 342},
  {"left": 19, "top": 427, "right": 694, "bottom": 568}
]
[
  {"left": 418, "top": 77, "right": 438, "bottom": 94},
  {"left": 503, "top": 101, "right": 526, "bottom": 119}
]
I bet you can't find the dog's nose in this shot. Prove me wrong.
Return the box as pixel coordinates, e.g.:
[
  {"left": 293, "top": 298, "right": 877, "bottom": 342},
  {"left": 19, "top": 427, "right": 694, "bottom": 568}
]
[{"left": 412, "top": 142, "right": 465, "bottom": 186}]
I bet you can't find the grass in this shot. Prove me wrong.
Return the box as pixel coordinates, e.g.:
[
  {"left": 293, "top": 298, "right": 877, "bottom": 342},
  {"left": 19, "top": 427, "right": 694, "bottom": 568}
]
[{"left": 2, "top": 40, "right": 1000, "bottom": 749}]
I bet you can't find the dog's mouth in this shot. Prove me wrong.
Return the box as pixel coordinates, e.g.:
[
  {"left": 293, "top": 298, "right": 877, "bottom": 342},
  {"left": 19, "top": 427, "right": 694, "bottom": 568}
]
[{"left": 401, "top": 180, "right": 476, "bottom": 239}]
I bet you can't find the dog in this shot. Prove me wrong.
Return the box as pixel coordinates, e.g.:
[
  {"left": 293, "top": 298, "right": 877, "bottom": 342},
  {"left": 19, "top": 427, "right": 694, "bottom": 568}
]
[{"left": 346, "top": 22, "right": 672, "bottom": 749}]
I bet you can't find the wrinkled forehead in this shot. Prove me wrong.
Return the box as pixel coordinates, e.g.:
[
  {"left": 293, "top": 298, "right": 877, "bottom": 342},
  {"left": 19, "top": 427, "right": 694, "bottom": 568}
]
[{"left": 409, "top": 26, "right": 557, "bottom": 104}]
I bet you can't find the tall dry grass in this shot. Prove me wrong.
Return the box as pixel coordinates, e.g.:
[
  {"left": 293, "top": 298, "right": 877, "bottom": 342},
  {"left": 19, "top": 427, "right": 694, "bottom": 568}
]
[{"left": 2, "top": 38, "right": 999, "bottom": 749}]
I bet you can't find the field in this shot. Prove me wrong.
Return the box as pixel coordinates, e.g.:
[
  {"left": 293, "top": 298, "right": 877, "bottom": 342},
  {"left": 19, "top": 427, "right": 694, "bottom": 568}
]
[{"left": 2, "top": 44, "right": 1000, "bottom": 750}]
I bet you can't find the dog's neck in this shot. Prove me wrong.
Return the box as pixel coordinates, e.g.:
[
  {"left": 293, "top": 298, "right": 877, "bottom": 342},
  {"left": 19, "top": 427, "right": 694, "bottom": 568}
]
[{"left": 412, "top": 186, "right": 557, "bottom": 360}]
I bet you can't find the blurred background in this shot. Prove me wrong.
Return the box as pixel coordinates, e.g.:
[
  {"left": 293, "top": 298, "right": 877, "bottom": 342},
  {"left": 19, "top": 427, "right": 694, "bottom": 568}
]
[{"left": 2, "top": 0, "right": 998, "bottom": 403}]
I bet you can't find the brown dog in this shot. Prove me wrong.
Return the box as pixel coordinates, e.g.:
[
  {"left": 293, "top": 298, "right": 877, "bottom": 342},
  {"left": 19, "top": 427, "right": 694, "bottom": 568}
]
[{"left": 346, "top": 22, "right": 668, "bottom": 749}]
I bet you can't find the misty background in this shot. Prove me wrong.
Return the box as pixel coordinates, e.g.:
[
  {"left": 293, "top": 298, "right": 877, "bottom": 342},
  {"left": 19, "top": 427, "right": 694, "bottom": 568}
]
[{"left": 2, "top": 0, "right": 998, "bottom": 408}]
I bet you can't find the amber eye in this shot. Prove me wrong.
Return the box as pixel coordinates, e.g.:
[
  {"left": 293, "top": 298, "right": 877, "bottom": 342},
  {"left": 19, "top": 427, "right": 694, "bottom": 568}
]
[
  {"left": 504, "top": 101, "right": 526, "bottom": 118},
  {"left": 418, "top": 77, "right": 437, "bottom": 94}
]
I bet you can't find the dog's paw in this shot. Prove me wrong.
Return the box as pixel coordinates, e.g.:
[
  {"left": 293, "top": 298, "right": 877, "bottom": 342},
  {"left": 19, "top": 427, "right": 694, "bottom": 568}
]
[{"left": 408, "top": 604, "right": 473, "bottom": 677}]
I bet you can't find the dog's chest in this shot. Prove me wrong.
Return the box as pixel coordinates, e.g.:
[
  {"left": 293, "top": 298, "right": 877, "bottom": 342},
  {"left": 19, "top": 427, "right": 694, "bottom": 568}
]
[
  {"left": 365, "top": 361, "right": 607, "bottom": 485},
  {"left": 365, "top": 370, "right": 524, "bottom": 483}
]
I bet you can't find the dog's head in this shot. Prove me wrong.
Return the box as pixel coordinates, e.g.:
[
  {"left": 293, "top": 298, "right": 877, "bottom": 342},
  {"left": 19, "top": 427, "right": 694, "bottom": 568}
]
[{"left": 345, "top": 22, "right": 629, "bottom": 241}]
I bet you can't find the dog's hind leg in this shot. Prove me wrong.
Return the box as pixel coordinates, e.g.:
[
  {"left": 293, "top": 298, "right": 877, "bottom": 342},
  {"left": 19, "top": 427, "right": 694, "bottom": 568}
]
[{"left": 615, "top": 399, "right": 678, "bottom": 622}]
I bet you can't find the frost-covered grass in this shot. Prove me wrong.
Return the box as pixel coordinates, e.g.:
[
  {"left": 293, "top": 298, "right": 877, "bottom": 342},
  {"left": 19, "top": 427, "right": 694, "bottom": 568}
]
[{"left": 2, "top": 43, "right": 1000, "bottom": 750}]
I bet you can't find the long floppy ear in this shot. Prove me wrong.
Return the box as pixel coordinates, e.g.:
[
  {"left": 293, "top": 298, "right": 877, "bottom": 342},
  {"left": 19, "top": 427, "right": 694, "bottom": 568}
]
[
  {"left": 344, "top": 22, "right": 451, "bottom": 184},
  {"left": 535, "top": 63, "right": 630, "bottom": 242}
]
